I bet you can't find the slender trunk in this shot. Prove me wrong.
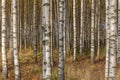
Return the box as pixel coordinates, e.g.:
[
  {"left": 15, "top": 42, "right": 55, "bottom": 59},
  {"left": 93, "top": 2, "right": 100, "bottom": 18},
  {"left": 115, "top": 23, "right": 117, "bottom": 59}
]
[
  {"left": 12, "top": 0, "right": 21, "bottom": 79},
  {"left": 33, "top": 0, "right": 37, "bottom": 63},
  {"left": 42, "top": 0, "right": 51, "bottom": 79},
  {"left": 97, "top": 0, "right": 100, "bottom": 60},
  {"left": 10, "top": 0, "right": 14, "bottom": 65},
  {"left": 80, "top": 0, "right": 84, "bottom": 56},
  {"left": 91, "top": 0, "right": 95, "bottom": 63},
  {"left": 17, "top": 0, "right": 20, "bottom": 51},
  {"left": 24, "top": 0, "right": 27, "bottom": 51},
  {"left": 50, "top": 0, "right": 53, "bottom": 66},
  {"left": 73, "top": 0, "right": 76, "bottom": 60},
  {"left": 58, "top": 0, "right": 65, "bottom": 80},
  {"left": 1, "top": 0, "right": 8, "bottom": 79},
  {"left": 66, "top": 0, "right": 70, "bottom": 54},
  {"left": 19, "top": 0, "right": 22, "bottom": 51},
  {"left": 105, "top": 0, "right": 110, "bottom": 79},
  {"left": 63, "top": 0, "right": 66, "bottom": 60},
  {"left": 117, "top": 0, "right": 120, "bottom": 64},
  {"left": 108, "top": 0, "right": 117, "bottom": 79}
]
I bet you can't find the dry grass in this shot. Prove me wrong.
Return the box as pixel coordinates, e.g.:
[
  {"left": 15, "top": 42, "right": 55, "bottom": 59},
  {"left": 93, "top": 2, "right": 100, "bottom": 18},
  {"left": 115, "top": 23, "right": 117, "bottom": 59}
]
[
  {"left": 64, "top": 55, "right": 105, "bottom": 80},
  {"left": 0, "top": 49, "right": 120, "bottom": 80}
]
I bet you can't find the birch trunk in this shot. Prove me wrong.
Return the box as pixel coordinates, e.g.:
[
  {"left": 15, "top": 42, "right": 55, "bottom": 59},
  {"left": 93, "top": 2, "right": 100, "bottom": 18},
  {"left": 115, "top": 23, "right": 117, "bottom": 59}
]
[
  {"left": 10, "top": 0, "right": 14, "bottom": 65},
  {"left": 33, "top": 0, "right": 37, "bottom": 63},
  {"left": 1, "top": 0, "right": 8, "bottom": 79},
  {"left": 24, "top": 0, "right": 27, "bottom": 51},
  {"left": 91, "top": 0, "right": 95, "bottom": 63},
  {"left": 63, "top": 0, "right": 66, "bottom": 59},
  {"left": 58, "top": 0, "right": 65, "bottom": 80},
  {"left": 50, "top": 0, "right": 53, "bottom": 66},
  {"left": 105, "top": 0, "right": 110, "bottom": 79},
  {"left": 42, "top": 0, "right": 51, "bottom": 79},
  {"left": 12, "top": 0, "right": 21, "bottom": 79},
  {"left": 108, "top": 0, "right": 117, "bottom": 79},
  {"left": 80, "top": 0, "right": 84, "bottom": 56},
  {"left": 19, "top": 0, "right": 22, "bottom": 51},
  {"left": 97, "top": 0, "right": 100, "bottom": 60},
  {"left": 17, "top": 0, "right": 20, "bottom": 51},
  {"left": 66, "top": 0, "right": 70, "bottom": 54},
  {"left": 117, "top": 0, "right": 120, "bottom": 64},
  {"left": 73, "top": 0, "right": 76, "bottom": 60}
]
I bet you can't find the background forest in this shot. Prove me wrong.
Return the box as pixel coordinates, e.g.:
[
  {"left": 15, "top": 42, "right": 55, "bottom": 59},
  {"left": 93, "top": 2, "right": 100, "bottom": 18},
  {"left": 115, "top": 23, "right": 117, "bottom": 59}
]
[{"left": 0, "top": 0, "right": 120, "bottom": 80}]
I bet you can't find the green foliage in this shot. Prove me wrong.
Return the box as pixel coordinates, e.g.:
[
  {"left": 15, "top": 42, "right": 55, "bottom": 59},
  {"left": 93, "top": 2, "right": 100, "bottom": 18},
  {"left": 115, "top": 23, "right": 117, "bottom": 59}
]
[
  {"left": 52, "top": 69, "right": 58, "bottom": 80},
  {"left": 100, "top": 46, "right": 106, "bottom": 59},
  {"left": 32, "top": 67, "right": 41, "bottom": 74},
  {"left": 83, "top": 47, "right": 91, "bottom": 56}
]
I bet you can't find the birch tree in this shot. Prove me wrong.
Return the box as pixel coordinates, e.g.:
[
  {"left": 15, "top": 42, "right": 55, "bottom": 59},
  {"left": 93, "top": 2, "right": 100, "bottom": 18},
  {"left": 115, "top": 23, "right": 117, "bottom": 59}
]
[
  {"left": 73, "top": 0, "right": 76, "bottom": 60},
  {"left": 19, "top": 0, "right": 22, "bottom": 51},
  {"left": 91, "top": 0, "right": 95, "bottom": 63},
  {"left": 33, "top": 0, "right": 37, "bottom": 63},
  {"left": 24, "top": 0, "right": 27, "bottom": 51},
  {"left": 10, "top": 0, "right": 14, "bottom": 65},
  {"left": 118, "top": 0, "right": 120, "bottom": 64},
  {"left": 63, "top": 0, "right": 66, "bottom": 59},
  {"left": 42, "top": 0, "right": 51, "bottom": 79},
  {"left": 58, "top": 0, "right": 65, "bottom": 80},
  {"left": 108, "top": 0, "right": 117, "bottom": 79},
  {"left": 97, "top": 0, "right": 100, "bottom": 59},
  {"left": 50, "top": 0, "right": 53, "bottom": 66},
  {"left": 105, "top": 0, "right": 110, "bottom": 79},
  {"left": 1, "top": 0, "right": 8, "bottom": 79},
  {"left": 105, "top": 0, "right": 117, "bottom": 79},
  {"left": 66, "top": 0, "right": 70, "bottom": 54},
  {"left": 80, "top": 0, "right": 84, "bottom": 56},
  {"left": 12, "top": 0, "right": 21, "bottom": 79},
  {"left": 17, "top": 0, "right": 20, "bottom": 51}
]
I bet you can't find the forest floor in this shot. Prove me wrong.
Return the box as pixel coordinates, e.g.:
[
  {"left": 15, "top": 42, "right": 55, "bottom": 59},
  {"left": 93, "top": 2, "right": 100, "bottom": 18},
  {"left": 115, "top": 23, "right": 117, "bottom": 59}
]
[{"left": 0, "top": 48, "right": 120, "bottom": 80}]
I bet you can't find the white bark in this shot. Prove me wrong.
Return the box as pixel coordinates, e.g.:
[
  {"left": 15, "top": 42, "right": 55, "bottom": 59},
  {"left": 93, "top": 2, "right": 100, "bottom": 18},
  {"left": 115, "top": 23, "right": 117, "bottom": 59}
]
[
  {"left": 58, "top": 0, "right": 65, "bottom": 80},
  {"left": 73, "top": 0, "right": 76, "bottom": 60},
  {"left": 109, "top": 0, "right": 117, "bottom": 79},
  {"left": 105, "top": 0, "right": 117, "bottom": 80},
  {"left": 80, "top": 0, "right": 84, "bottom": 56},
  {"left": 10, "top": 0, "right": 14, "bottom": 65},
  {"left": 63, "top": 0, "right": 66, "bottom": 59},
  {"left": 12, "top": 0, "right": 20, "bottom": 79},
  {"left": 1, "top": 0, "right": 8, "bottom": 79},
  {"left": 42, "top": 0, "right": 51, "bottom": 79},
  {"left": 91, "top": 0, "right": 95, "bottom": 63},
  {"left": 105, "top": 0, "right": 110, "bottom": 79}
]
